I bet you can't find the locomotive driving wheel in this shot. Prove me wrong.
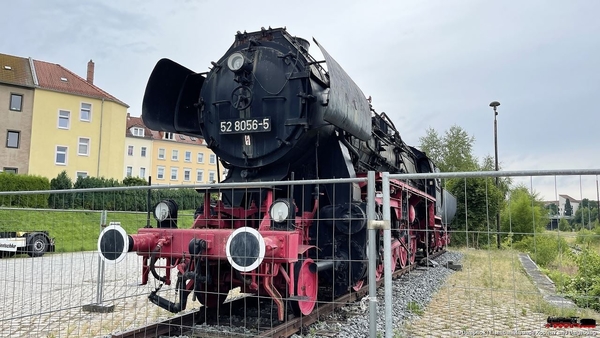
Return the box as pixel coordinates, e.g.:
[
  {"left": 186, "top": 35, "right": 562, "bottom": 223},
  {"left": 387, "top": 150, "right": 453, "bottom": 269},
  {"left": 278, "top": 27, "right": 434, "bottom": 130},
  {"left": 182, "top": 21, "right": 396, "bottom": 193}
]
[
  {"left": 399, "top": 238, "right": 408, "bottom": 268},
  {"left": 409, "top": 236, "right": 417, "bottom": 264},
  {"left": 291, "top": 258, "right": 317, "bottom": 316},
  {"left": 391, "top": 246, "right": 399, "bottom": 272}
]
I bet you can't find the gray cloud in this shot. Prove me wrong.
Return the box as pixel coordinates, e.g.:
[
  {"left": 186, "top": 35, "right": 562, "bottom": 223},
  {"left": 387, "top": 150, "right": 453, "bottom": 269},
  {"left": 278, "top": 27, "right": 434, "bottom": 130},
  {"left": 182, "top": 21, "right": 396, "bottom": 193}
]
[{"left": 3, "top": 0, "right": 598, "bottom": 199}]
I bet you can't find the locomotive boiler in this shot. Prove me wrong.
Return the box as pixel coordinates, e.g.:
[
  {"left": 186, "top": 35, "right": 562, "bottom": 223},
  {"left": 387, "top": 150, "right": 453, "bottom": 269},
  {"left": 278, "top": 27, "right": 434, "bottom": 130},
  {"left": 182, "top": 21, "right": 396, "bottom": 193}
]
[{"left": 98, "top": 27, "right": 456, "bottom": 320}]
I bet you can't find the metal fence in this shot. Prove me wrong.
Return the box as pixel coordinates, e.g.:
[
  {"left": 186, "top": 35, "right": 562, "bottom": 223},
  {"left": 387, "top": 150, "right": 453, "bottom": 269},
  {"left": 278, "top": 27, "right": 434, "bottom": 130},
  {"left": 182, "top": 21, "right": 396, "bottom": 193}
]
[{"left": 0, "top": 169, "right": 599, "bottom": 337}]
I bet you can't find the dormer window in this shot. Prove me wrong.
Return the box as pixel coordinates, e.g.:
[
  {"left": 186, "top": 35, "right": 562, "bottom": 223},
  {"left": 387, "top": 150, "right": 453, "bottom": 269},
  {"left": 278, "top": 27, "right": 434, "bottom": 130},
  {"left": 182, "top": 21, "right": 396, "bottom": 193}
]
[
  {"left": 60, "top": 77, "right": 68, "bottom": 82},
  {"left": 132, "top": 127, "right": 145, "bottom": 137},
  {"left": 179, "top": 135, "right": 186, "bottom": 140},
  {"left": 163, "top": 132, "right": 174, "bottom": 140},
  {"left": 3, "top": 65, "right": 12, "bottom": 70}
]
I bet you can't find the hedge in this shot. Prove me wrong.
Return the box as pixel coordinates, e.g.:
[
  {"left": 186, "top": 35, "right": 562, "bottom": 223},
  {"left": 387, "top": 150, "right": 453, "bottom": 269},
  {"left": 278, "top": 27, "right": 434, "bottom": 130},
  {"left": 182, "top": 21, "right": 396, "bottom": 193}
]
[{"left": 0, "top": 172, "right": 50, "bottom": 208}]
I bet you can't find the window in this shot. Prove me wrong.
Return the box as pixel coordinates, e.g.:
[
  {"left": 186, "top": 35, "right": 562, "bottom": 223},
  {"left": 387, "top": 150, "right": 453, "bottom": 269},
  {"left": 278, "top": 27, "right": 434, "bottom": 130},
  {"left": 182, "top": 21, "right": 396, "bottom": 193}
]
[
  {"left": 197, "top": 152, "right": 204, "bottom": 163},
  {"left": 172, "top": 149, "right": 179, "bottom": 161},
  {"left": 185, "top": 151, "right": 191, "bottom": 162},
  {"left": 3, "top": 167, "right": 18, "bottom": 174},
  {"left": 78, "top": 137, "right": 90, "bottom": 155},
  {"left": 158, "top": 148, "right": 165, "bottom": 159},
  {"left": 76, "top": 171, "right": 88, "bottom": 179},
  {"left": 190, "top": 137, "right": 197, "bottom": 141},
  {"left": 126, "top": 166, "right": 132, "bottom": 177},
  {"left": 157, "top": 166, "right": 165, "bottom": 179},
  {"left": 55, "top": 146, "right": 68, "bottom": 165},
  {"left": 80, "top": 103, "right": 91, "bottom": 121},
  {"left": 132, "top": 127, "right": 145, "bottom": 137},
  {"left": 10, "top": 94, "right": 22, "bottom": 111},
  {"left": 163, "top": 132, "right": 174, "bottom": 140},
  {"left": 196, "top": 170, "right": 204, "bottom": 182},
  {"left": 209, "top": 154, "right": 216, "bottom": 164},
  {"left": 58, "top": 110, "right": 70, "bottom": 129},
  {"left": 6, "top": 131, "right": 20, "bottom": 148},
  {"left": 208, "top": 171, "right": 216, "bottom": 183},
  {"left": 140, "top": 167, "right": 146, "bottom": 178},
  {"left": 170, "top": 167, "right": 178, "bottom": 180},
  {"left": 127, "top": 145, "right": 134, "bottom": 156},
  {"left": 179, "top": 135, "right": 186, "bottom": 140},
  {"left": 184, "top": 169, "right": 191, "bottom": 181},
  {"left": 141, "top": 147, "right": 147, "bottom": 157}
]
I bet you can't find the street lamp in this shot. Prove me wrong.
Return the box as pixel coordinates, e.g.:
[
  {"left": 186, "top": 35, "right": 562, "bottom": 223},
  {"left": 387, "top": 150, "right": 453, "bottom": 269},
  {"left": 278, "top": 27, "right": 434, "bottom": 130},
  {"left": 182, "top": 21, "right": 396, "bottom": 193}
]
[{"left": 489, "top": 101, "right": 501, "bottom": 249}]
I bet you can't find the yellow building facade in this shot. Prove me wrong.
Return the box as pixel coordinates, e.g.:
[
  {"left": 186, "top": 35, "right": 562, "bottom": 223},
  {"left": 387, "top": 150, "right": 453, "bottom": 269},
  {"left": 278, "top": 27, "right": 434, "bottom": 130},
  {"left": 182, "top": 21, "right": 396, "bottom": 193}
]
[
  {"left": 29, "top": 91, "right": 127, "bottom": 179},
  {"left": 150, "top": 131, "right": 219, "bottom": 185},
  {"left": 27, "top": 59, "right": 128, "bottom": 180}
]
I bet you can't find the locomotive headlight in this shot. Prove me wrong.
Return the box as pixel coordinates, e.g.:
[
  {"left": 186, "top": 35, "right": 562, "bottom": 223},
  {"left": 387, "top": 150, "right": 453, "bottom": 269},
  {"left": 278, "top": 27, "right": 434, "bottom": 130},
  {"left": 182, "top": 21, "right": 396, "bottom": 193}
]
[
  {"left": 154, "top": 200, "right": 177, "bottom": 222},
  {"left": 269, "top": 199, "right": 292, "bottom": 223},
  {"left": 227, "top": 52, "right": 245, "bottom": 72}
]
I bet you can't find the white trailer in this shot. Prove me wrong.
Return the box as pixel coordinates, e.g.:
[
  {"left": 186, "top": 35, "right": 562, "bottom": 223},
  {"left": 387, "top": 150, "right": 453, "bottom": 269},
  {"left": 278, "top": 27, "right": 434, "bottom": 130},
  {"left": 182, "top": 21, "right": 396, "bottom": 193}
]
[{"left": 0, "top": 231, "right": 55, "bottom": 258}]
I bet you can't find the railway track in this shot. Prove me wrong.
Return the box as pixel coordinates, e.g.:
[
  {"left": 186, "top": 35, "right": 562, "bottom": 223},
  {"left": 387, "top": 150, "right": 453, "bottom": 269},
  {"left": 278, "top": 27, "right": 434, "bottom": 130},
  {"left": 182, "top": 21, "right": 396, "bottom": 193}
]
[{"left": 112, "top": 250, "right": 447, "bottom": 338}]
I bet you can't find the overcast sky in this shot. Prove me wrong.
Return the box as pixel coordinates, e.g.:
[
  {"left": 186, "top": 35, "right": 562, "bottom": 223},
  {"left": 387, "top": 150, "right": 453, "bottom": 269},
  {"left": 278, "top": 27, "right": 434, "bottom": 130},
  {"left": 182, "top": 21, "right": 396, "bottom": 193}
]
[{"left": 3, "top": 0, "right": 599, "bottom": 201}]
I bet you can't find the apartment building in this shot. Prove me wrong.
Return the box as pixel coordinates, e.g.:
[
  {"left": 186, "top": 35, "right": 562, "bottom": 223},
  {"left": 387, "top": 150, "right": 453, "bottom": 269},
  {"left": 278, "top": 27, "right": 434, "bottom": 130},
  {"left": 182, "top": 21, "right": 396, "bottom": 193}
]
[
  {"left": 0, "top": 54, "right": 35, "bottom": 174},
  {"left": 150, "top": 129, "right": 219, "bottom": 185}
]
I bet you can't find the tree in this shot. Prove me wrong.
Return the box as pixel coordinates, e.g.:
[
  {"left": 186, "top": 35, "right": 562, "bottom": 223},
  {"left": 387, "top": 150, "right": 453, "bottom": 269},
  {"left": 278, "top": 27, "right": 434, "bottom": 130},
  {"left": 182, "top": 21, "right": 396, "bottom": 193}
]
[
  {"left": 501, "top": 185, "right": 548, "bottom": 242},
  {"left": 564, "top": 199, "right": 573, "bottom": 216},
  {"left": 546, "top": 203, "right": 559, "bottom": 216},
  {"left": 420, "top": 125, "right": 505, "bottom": 247},
  {"left": 558, "top": 218, "right": 571, "bottom": 232},
  {"left": 419, "top": 125, "right": 477, "bottom": 172}
]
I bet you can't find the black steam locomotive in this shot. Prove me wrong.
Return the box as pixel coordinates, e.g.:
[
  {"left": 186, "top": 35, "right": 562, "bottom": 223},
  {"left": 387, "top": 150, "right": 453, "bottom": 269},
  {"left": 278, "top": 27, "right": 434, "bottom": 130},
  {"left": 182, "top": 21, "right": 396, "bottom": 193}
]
[{"left": 98, "top": 27, "right": 456, "bottom": 320}]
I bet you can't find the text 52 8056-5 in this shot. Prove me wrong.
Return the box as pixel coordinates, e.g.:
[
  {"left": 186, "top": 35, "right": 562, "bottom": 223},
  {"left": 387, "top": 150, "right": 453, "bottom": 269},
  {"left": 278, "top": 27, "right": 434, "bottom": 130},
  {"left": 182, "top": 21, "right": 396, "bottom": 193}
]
[{"left": 220, "top": 118, "right": 271, "bottom": 134}]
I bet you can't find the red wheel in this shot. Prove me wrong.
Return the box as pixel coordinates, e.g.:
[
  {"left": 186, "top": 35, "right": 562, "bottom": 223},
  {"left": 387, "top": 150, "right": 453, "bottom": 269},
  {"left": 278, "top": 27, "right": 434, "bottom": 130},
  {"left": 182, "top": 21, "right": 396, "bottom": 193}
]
[
  {"left": 399, "top": 240, "right": 408, "bottom": 268},
  {"left": 376, "top": 263, "right": 383, "bottom": 281},
  {"left": 391, "top": 246, "right": 399, "bottom": 272},
  {"left": 352, "top": 279, "right": 364, "bottom": 291},
  {"left": 291, "top": 259, "right": 317, "bottom": 316},
  {"left": 409, "top": 236, "right": 417, "bottom": 264}
]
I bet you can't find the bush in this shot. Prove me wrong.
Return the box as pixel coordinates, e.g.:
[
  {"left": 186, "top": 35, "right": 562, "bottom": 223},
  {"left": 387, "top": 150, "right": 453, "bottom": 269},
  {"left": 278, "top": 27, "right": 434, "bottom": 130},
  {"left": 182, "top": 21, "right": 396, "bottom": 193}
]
[
  {"left": 566, "top": 249, "right": 600, "bottom": 310},
  {"left": 514, "top": 233, "right": 569, "bottom": 267},
  {"left": 0, "top": 172, "right": 50, "bottom": 208},
  {"left": 48, "top": 171, "right": 74, "bottom": 208}
]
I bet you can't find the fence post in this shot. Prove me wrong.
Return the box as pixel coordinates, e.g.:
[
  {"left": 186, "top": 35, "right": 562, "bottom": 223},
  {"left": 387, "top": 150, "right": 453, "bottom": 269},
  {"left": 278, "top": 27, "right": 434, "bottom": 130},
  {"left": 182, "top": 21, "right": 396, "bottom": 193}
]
[
  {"left": 82, "top": 210, "right": 115, "bottom": 313},
  {"left": 146, "top": 176, "right": 152, "bottom": 228},
  {"left": 382, "top": 172, "right": 392, "bottom": 337},
  {"left": 367, "top": 171, "right": 377, "bottom": 338}
]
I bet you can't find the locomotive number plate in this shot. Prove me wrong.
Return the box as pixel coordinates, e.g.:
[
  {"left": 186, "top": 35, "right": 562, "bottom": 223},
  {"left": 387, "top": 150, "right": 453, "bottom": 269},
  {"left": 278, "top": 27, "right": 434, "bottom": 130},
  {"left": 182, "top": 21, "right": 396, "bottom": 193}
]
[{"left": 219, "top": 117, "right": 271, "bottom": 134}]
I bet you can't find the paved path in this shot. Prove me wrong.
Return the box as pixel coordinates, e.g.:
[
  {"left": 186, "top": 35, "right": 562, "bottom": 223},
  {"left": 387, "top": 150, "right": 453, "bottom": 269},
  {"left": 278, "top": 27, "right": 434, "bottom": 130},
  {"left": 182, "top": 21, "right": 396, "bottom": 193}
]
[
  {"left": 403, "top": 249, "right": 599, "bottom": 338},
  {"left": 518, "top": 253, "right": 576, "bottom": 308},
  {"left": 0, "top": 252, "right": 197, "bottom": 338}
]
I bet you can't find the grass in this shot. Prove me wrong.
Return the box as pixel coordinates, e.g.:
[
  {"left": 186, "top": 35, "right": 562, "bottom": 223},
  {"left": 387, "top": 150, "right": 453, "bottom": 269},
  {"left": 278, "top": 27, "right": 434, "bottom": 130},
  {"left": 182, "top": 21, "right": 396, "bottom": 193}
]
[
  {"left": 403, "top": 248, "right": 599, "bottom": 336},
  {"left": 0, "top": 208, "right": 197, "bottom": 253}
]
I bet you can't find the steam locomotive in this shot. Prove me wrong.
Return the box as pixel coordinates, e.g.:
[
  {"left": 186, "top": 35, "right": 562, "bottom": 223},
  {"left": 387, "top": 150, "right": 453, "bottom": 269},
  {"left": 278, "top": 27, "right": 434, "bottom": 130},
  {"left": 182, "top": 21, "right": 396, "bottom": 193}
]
[{"left": 98, "top": 27, "right": 456, "bottom": 320}]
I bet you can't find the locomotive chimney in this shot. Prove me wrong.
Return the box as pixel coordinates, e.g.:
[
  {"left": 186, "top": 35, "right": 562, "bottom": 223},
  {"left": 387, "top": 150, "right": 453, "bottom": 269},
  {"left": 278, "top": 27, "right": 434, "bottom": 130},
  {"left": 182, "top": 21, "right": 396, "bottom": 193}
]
[{"left": 86, "top": 59, "right": 94, "bottom": 84}]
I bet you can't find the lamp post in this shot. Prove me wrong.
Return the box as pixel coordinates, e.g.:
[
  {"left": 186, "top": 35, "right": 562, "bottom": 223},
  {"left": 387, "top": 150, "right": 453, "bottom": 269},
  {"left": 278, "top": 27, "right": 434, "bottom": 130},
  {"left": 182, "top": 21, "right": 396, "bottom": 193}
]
[{"left": 489, "top": 101, "right": 501, "bottom": 249}]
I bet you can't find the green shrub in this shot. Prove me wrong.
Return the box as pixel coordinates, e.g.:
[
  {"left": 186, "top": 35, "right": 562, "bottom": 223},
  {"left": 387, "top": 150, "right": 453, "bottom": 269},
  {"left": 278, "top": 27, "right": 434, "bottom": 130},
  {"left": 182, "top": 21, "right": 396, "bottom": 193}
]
[
  {"left": 515, "top": 233, "right": 569, "bottom": 267},
  {"left": 566, "top": 249, "right": 600, "bottom": 310},
  {"left": 0, "top": 172, "right": 50, "bottom": 208},
  {"left": 48, "top": 171, "right": 74, "bottom": 208}
]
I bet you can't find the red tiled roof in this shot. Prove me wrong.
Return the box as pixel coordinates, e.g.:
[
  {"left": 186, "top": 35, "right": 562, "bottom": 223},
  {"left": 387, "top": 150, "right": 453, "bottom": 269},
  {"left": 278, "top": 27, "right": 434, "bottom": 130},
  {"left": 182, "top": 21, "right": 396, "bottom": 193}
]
[
  {"left": 127, "top": 114, "right": 205, "bottom": 145},
  {"left": 0, "top": 54, "right": 34, "bottom": 87},
  {"left": 126, "top": 115, "right": 154, "bottom": 139},
  {"left": 150, "top": 129, "right": 205, "bottom": 146},
  {"left": 33, "top": 59, "right": 128, "bottom": 107}
]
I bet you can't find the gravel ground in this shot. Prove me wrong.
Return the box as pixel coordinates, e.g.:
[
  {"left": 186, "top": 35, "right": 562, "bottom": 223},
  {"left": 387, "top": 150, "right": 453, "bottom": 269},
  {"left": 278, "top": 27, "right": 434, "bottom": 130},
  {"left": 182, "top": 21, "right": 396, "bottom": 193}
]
[{"left": 292, "top": 251, "right": 463, "bottom": 338}]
